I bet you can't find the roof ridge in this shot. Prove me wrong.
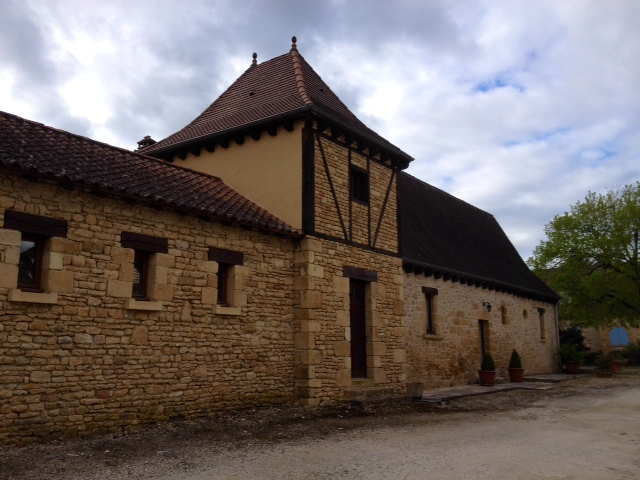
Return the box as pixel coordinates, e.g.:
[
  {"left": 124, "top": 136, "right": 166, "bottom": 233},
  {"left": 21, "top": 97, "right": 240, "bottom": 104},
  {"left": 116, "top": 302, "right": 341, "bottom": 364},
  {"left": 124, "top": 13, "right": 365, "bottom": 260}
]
[{"left": 289, "top": 36, "right": 312, "bottom": 106}]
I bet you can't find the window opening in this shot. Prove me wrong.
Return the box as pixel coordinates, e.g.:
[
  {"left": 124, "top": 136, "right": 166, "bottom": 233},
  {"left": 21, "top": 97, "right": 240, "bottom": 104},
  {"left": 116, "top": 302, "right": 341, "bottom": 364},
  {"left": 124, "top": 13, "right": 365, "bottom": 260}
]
[
  {"left": 18, "top": 234, "right": 44, "bottom": 291},
  {"left": 422, "top": 287, "right": 438, "bottom": 335},
  {"left": 217, "top": 263, "right": 231, "bottom": 305},
  {"left": 538, "top": 307, "right": 546, "bottom": 340},
  {"left": 132, "top": 250, "right": 150, "bottom": 299},
  {"left": 350, "top": 166, "right": 369, "bottom": 204}
]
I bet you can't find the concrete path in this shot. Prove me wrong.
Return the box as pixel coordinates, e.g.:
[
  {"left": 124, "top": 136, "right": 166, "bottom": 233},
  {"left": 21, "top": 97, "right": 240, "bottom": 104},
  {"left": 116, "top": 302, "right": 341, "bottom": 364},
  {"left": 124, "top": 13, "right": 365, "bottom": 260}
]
[{"left": 417, "top": 372, "right": 588, "bottom": 403}]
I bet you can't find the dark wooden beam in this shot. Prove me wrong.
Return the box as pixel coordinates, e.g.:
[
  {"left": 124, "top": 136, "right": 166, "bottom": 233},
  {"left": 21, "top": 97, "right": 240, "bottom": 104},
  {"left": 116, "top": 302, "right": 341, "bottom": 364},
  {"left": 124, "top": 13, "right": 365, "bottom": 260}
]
[
  {"left": 177, "top": 150, "right": 187, "bottom": 160},
  {"left": 219, "top": 137, "right": 230, "bottom": 149},
  {"left": 190, "top": 145, "right": 201, "bottom": 157},
  {"left": 204, "top": 142, "right": 215, "bottom": 153},
  {"left": 267, "top": 124, "right": 278, "bottom": 136},
  {"left": 283, "top": 120, "right": 294, "bottom": 132},
  {"left": 234, "top": 134, "right": 245, "bottom": 145},
  {"left": 250, "top": 130, "right": 261, "bottom": 141}
]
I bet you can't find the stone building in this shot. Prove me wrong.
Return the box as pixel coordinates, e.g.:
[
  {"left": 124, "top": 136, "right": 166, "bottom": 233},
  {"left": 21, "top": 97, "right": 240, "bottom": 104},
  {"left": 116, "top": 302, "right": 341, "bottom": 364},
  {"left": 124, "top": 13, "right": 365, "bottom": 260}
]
[{"left": 0, "top": 38, "right": 558, "bottom": 443}]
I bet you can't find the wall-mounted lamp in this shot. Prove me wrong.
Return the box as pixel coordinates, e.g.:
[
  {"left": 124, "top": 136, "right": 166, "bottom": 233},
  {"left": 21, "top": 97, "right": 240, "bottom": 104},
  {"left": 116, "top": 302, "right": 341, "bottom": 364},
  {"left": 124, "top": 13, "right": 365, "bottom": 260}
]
[{"left": 482, "top": 301, "right": 492, "bottom": 312}]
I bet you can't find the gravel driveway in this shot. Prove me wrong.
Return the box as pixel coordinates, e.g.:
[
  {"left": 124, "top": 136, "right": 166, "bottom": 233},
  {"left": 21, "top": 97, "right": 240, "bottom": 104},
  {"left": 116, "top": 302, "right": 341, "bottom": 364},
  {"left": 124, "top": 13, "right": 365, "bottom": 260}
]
[{"left": 2, "top": 368, "right": 640, "bottom": 480}]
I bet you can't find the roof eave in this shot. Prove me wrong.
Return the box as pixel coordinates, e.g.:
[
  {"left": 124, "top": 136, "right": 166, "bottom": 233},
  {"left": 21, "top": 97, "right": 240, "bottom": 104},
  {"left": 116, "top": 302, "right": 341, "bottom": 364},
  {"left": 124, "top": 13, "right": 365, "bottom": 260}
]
[{"left": 402, "top": 258, "right": 561, "bottom": 304}]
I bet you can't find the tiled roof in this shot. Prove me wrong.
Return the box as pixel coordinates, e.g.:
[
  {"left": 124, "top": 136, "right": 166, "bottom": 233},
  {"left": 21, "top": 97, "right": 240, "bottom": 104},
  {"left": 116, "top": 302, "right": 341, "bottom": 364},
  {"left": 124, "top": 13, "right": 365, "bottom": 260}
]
[
  {"left": 0, "top": 111, "right": 302, "bottom": 237},
  {"left": 398, "top": 173, "right": 559, "bottom": 301},
  {"left": 144, "top": 39, "right": 412, "bottom": 163}
]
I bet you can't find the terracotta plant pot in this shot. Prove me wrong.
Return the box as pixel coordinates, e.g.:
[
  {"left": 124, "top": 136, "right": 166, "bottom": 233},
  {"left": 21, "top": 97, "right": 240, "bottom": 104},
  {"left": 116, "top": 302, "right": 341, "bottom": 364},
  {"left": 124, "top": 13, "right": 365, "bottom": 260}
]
[
  {"left": 478, "top": 369, "right": 496, "bottom": 386},
  {"left": 595, "top": 368, "right": 613, "bottom": 378},
  {"left": 508, "top": 367, "right": 525, "bottom": 382},
  {"left": 564, "top": 361, "right": 580, "bottom": 374}
]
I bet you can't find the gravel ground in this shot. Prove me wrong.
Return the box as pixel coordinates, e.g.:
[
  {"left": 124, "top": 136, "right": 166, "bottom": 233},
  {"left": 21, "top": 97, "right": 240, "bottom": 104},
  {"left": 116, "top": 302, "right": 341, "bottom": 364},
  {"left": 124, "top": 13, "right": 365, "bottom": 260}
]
[{"left": 2, "top": 368, "right": 640, "bottom": 480}]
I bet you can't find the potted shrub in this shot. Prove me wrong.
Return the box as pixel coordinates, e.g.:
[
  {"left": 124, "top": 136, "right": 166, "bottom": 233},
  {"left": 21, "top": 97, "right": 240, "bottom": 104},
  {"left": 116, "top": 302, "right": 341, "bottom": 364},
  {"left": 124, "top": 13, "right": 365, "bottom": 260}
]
[
  {"left": 557, "top": 344, "right": 585, "bottom": 374},
  {"left": 508, "top": 349, "right": 525, "bottom": 382},
  {"left": 478, "top": 352, "right": 496, "bottom": 386},
  {"left": 595, "top": 354, "right": 614, "bottom": 378},
  {"left": 610, "top": 350, "right": 628, "bottom": 372}
]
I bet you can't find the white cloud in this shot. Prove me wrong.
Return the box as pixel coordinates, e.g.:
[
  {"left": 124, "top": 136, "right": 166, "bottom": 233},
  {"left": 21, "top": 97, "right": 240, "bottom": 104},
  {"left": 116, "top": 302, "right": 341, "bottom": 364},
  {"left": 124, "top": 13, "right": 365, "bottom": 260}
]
[{"left": 1, "top": 0, "right": 639, "bottom": 260}]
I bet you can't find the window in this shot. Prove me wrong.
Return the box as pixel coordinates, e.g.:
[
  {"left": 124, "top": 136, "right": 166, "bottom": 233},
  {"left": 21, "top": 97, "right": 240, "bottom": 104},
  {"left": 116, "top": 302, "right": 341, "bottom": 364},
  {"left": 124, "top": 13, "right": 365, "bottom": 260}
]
[
  {"left": 501, "top": 305, "right": 508, "bottom": 325},
  {"left": 350, "top": 166, "right": 369, "bottom": 204},
  {"left": 4, "top": 210, "right": 68, "bottom": 301},
  {"left": 216, "top": 263, "right": 231, "bottom": 305},
  {"left": 209, "top": 247, "right": 245, "bottom": 313},
  {"left": 538, "top": 307, "right": 546, "bottom": 340},
  {"left": 18, "top": 234, "right": 45, "bottom": 291},
  {"left": 422, "top": 287, "right": 438, "bottom": 335},
  {"left": 121, "top": 231, "right": 168, "bottom": 307},
  {"left": 132, "top": 250, "right": 150, "bottom": 299}
]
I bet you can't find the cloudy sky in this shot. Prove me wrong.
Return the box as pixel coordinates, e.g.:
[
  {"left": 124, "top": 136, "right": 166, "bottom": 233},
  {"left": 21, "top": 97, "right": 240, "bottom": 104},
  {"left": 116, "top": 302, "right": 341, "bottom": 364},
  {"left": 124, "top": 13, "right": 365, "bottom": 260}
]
[{"left": 1, "top": 0, "right": 639, "bottom": 260}]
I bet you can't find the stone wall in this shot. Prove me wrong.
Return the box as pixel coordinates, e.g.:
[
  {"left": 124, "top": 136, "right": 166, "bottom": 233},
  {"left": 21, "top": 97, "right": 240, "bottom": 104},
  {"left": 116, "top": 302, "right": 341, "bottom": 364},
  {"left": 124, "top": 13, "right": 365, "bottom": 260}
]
[
  {"left": 404, "top": 273, "right": 558, "bottom": 388},
  {"left": 582, "top": 326, "right": 640, "bottom": 354},
  {"left": 293, "top": 237, "right": 406, "bottom": 404},
  {"left": 0, "top": 173, "right": 298, "bottom": 444}
]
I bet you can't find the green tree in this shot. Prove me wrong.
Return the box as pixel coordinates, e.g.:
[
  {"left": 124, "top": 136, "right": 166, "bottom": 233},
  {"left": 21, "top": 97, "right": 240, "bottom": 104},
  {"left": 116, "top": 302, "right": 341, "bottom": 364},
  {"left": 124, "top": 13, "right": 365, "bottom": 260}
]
[{"left": 528, "top": 182, "right": 640, "bottom": 327}]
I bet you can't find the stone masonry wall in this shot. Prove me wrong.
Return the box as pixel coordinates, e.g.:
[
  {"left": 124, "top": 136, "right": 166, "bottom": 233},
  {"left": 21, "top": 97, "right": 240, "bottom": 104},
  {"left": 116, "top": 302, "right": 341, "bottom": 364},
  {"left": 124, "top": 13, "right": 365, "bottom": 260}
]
[
  {"left": 293, "top": 237, "right": 406, "bottom": 405},
  {"left": 0, "top": 173, "right": 297, "bottom": 444},
  {"left": 404, "top": 273, "right": 558, "bottom": 388}
]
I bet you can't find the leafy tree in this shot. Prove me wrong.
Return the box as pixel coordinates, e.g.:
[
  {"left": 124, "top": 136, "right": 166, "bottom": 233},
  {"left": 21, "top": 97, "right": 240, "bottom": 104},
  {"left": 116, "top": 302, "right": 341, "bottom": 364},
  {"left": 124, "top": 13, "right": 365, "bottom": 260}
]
[{"left": 528, "top": 182, "right": 640, "bottom": 327}]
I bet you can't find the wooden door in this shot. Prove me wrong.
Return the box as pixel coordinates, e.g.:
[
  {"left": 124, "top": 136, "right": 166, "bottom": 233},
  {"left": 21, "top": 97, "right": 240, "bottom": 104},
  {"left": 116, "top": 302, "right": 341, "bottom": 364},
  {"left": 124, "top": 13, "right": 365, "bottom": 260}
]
[
  {"left": 479, "top": 320, "right": 489, "bottom": 358},
  {"left": 350, "top": 279, "right": 367, "bottom": 378}
]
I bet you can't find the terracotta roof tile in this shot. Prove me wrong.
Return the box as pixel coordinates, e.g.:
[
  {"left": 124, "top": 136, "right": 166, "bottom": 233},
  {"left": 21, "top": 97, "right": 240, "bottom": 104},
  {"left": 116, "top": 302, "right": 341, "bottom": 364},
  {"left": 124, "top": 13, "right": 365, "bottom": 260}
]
[
  {"left": 144, "top": 44, "right": 412, "bottom": 163},
  {"left": 0, "top": 111, "right": 302, "bottom": 237},
  {"left": 398, "top": 173, "right": 559, "bottom": 301}
]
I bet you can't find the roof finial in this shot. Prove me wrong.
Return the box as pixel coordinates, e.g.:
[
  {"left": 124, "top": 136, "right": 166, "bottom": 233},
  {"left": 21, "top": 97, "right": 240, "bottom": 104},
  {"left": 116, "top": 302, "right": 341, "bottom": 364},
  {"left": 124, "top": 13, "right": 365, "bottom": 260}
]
[
  {"left": 251, "top": 52, "right": 257, "bottom": 67},
  {"left": 291, "top": 36, "right": 297, "bottom": 50}
]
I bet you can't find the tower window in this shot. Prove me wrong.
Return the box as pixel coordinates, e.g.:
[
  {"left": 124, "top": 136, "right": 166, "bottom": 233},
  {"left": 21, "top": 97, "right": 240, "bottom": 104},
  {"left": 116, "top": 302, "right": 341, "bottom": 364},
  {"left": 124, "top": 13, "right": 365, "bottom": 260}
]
[{"left": 350, "top": 166, "right": 369, "bottom": 204}]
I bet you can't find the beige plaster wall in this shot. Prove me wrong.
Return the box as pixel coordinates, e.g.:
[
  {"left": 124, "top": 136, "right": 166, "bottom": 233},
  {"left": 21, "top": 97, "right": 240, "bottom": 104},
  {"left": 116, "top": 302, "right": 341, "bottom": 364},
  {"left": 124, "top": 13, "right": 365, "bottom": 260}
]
[
  {"left": 404, "top": 273, "right": 559, "bottom": 388},
  {"left": 177, "top": 122, "right": 303, "bottom": 229}
]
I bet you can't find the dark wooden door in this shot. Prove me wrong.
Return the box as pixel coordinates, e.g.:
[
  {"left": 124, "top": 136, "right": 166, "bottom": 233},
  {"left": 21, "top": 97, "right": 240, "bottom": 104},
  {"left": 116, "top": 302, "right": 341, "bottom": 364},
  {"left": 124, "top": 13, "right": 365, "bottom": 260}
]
[
  {"left": 350, "top": 280, "right": 367, "bottom": 378},
  {"left": 479, "top": 320, "right": 489, "bottom": 358}
]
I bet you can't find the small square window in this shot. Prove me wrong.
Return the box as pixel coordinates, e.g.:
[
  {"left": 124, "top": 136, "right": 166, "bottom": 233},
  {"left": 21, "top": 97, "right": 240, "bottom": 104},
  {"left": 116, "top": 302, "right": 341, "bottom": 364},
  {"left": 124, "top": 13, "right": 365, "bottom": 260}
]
[
  {"left": 350, "top": 166, "right": 369, "bottom": 204},
  {"left": 18, "top": 234, "right": 44, "bottom": 292}
]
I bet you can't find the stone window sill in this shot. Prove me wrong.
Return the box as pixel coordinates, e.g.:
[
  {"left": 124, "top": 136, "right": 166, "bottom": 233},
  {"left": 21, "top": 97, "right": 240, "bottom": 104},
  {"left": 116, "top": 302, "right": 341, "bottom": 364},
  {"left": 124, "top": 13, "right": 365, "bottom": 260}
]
[
  {"left": 125, "top": 298, "right": 163, "bottom": 311},
  {"left": 213, "top": 305, "right": 242, "bottom": 316},
  {"left": 423, "top": 333, "right": 444, "bottom": 341},
  {"left": 8, "top": 289, "right": 58, "bottom": 304},
  {"left": 540, "top": 338, "right": 547, "bottom": 343}
]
